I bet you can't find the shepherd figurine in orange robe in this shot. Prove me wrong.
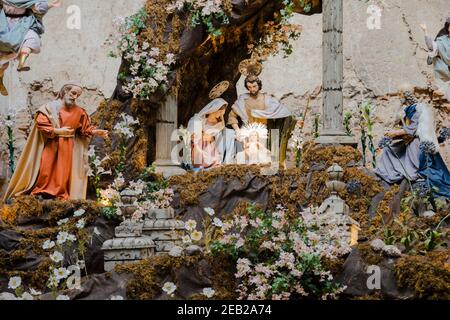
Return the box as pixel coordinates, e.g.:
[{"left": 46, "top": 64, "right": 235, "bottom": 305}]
[{"left": 3, "top": 81, "right": 108, "bottom": 202}]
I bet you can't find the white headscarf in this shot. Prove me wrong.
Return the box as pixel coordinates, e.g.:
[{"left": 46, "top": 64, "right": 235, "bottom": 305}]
[
  {"left": 416, "top": 103, "right": 439, "bottom": 146},
  {"left": 187, "top": 98, "right": 228, "bottom": 136}
]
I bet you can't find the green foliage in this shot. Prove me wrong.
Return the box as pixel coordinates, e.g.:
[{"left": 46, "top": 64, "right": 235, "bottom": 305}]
[
  {"left": 420, "top": 229, "right": 447, "bottom": 252},
  {"left": 101, "top": 206, "right": 121, "bottom": 221},
  {"left": 343, "top": 111, "right": 353, "bottom": 136},
  {"left": 359, "top": 100, "right": 376, "bottom": 168},
  {"left": 313, "top": 114, "right": 321, "bottom": 138},
  {"left": 210, "top": 204, "right": 350, "bottom": 299}
]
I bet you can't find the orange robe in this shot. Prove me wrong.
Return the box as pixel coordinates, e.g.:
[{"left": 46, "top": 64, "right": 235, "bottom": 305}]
[{"left": 31, "top": 106, "right": 95, "bottom": 200}]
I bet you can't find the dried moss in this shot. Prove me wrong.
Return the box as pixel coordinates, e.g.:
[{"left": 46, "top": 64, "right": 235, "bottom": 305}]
[
  {"left": 357, "top": 242, "right": 384, "bottom": 266},
  {"left": 204, "top": 253, "right": 237, "bottom": 300},
  {"left": 0, "top": 196, "right": 43, "bottom": 224},
  {"left": 322, "top": 256, "right": 346, "bottom": 276},
  {"left": 352, "top": 292, "right": 384, "bottom": 300},
  {"left": 301, "top": 143, "right": 362, "bottom": 174},
  {"left": 395, "top": 251, "right": 450, "bottom": 300},
  {"left": 116, "top": 254, "right": 203, "bottom": 300},
  {"left": 369, "top": 185, "right": 400, "bottom": 235},
  {"left": 0, "top": 197, "right": 101, "bottom": 291},
  {"left": 342, "top": 168, "right": 384, "bottom": 232}
]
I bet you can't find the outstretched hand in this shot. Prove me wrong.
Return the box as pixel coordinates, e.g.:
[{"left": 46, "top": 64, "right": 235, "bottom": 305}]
[
  {"left": 93, "top": 129, "right": 108, "bottom": 139},
  {"left": 54, "top": 127, "right": 74, "bottom": 136}
]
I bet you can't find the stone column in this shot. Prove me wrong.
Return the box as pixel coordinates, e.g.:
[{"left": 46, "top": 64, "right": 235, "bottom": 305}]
[
  {"left": 153, "top": 90, "right": 186, "bottom": 178},
  {"left": 316, "top": 0, "right": 357, "bottom": 146}
]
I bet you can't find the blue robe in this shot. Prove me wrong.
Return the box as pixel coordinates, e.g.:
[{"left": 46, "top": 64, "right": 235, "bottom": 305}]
[
  {"left": 0, "top": 0, "right": 46, "bottom": 54},
  {"left": 376, "top": 104, "right": 450, "bottom": 199}
]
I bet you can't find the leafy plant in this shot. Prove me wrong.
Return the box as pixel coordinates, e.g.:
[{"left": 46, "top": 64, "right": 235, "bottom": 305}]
[
  {"left": 359, "top": 101, "right": 376, "bottom": 168},
  {"left": 313, "top": 114, "right": 321, "bottom": 138},
  {"left": 420, "top": 229, "right": 447, "bottom": 252},
  {"left": 343, "top": 111, "right": 353, "bottom": 136},
  {"left": 383, "top": 227, "right": 396, "bottom": 245},
  {"left": 210, "top": 204, "right": 351, "bottom": 300}
]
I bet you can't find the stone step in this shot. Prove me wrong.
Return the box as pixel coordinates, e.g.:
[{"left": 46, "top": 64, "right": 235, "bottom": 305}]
[
  {"left": 144, "top": 230, "right": 183, "bottom": 241},
  {"left": 143, "top": 219, "right": 185, "bottom": 231},
  {"left": 146, "top": 207, "right": 175, "bottom": 220},
  {"left": 102, "top": 236, "right": 155, "bottom": 251},
  {"left": 114, "top": 221, "right": 143, "bottom": 238},
  {"left": 153, "top": 240, "right": 182, "bottom": 252}
]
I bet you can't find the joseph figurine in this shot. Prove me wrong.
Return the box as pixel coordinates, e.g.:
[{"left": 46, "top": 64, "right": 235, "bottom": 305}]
[
  {"left": 228, "top": 74, "right": 295, "bottom": 167},
  {"left": 3, "top": 81, "right": 108, "bottom": 201}
]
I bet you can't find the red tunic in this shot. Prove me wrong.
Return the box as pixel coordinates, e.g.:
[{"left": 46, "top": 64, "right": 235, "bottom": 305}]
[{"left": 31, "top": 105, "right": 95, "bottom": 200}]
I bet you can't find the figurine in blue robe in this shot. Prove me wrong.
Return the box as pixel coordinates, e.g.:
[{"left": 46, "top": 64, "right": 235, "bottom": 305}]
[{"left": 375, "top": 86, "right": 450, "bottom": 200}]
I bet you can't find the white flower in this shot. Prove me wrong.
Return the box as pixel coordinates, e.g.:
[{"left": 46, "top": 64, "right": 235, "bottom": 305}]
[
  {"left": 191, "top": 230, "right": 203, "bottom": 242},
  {"left": 56, "top": 231, "right": 69, "bottom": 244},
  {"left": 162, "top": 282, "right": 177, "bottom": 296},
  {"left": 48, "top": 275, "right": 59, "bottom": 288},
  {"left": 87, "top": 145, "right": 96, "bottom": 158},
  {"left": 113, "top": 173, "right": 125, "bottom": 189},
  {"left": 76, "top": 218, "right": 86, "bottom": 229},
  {"left": 202, "top": 287, "right": 215, "bottom": 298},
  {"left": 54, "top": 267, "right": 70, "bottom": 281},
  {"left": 67, "top": 234, "right": 77, "bottom": 242},
  {"left": 149, "top": 47, "right": 160, "bottom": 57},
  {"left": 42, "top": 240, "right": 55, "bottom": 250},
  {"left": 235, "top": 238, "right": 245, "bottom": 249},
  {"left": 204, "top": 207, "right": 215, "bottom": 216},
  {"left": 182, "top": 235, "right": 192, "bottom": 244},
  {"left": 110, "top": 295, "right": 124, "bottom": 300},
  {"left": 73, "top": 209, "right": 85, "bottom": 217},
  {"left": 56, "top": 295, "right": 70, "bottom": 300},
  {"left": 185, "top": 219, "right": 197, "bottom": 231},
  {"left": 50, "top": 251, "right": 64, "bottom": 263},
  {"left": 212, "top": 218, "right": 223, "bottom": 228},
  {"left": 57, "top": 218, "right": 69, "bottom": 226},
  {"left": 8, "top": 276, "right": 21, "bottom": 290}
]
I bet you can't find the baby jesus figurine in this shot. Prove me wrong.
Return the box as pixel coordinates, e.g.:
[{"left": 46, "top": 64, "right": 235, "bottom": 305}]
[{"left": 237, "top": 123, "right": 271, "bottom": 165}]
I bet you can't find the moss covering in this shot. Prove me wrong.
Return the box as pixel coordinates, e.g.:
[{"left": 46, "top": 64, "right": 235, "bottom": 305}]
[
  {"left": 0, "top": 196, "right": 102, "bottom": 291},
  {"left": 116, "top": 253, "right": 237, "bottom": 300},
  {"left": 395, "top": 250, "right": 450, "bottom": 300},
  {"left": 357, "top": 242, "right": 384, "bottom": 266}
]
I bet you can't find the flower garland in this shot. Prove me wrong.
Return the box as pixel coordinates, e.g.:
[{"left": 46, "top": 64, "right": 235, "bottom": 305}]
[
  {"left": 107, "top": 10, "right": 177, "bottom": 100},
  {"left": 167, "top": 0, "right": 231, "bottom": 37},
  {"left": 210, "top": 204, "right": 351, "bottom": 300}
]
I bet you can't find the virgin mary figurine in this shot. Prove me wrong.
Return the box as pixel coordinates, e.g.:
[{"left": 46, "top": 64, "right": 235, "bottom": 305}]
[{"left": 187, "top": 96, "right": 236, "bottom": 171}]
